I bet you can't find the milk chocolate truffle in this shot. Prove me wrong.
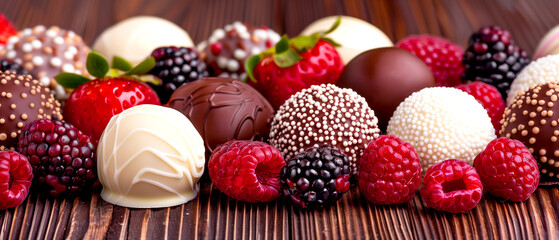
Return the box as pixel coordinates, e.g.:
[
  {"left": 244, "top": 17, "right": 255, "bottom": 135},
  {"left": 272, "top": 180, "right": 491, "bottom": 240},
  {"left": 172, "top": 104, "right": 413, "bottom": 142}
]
[
  {"left": 337, "top": 47, "right": 436, "bottom": 131},
  {"left": 269, "top": 84, "right": 380, "bottom": 175},
  {"left": 387, "top": 87, "right": 496, "bottom": 173},
  {"left": 0, "top": 26, "right": 90, "bottom": 100},
  {"left": 167, "top": 77, "right": 274, "bottom": 155},
  {"left": 507, "top": 54, "right": 559, "bottom": 106},
  {"left": 0, "top": 71, "right": 62, "bottom": 150},
  {"left": 501, "top": 82, "right": 559, "bottom": 182},
  {"left": 197, "top": 22, "right": 280, "bottom": 80},
  {"left": 97, "top": 104, "right": 205, "bottom": 208},
  {"left": 93, "top": 16, "right": 194, "bottom": 66}
]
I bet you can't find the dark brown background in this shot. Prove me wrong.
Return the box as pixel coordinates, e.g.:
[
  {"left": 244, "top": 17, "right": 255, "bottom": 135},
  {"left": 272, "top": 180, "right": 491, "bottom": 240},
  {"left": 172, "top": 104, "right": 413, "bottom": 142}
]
[{"left": 1, "top": 0, "right": 559, "bottom": 239}]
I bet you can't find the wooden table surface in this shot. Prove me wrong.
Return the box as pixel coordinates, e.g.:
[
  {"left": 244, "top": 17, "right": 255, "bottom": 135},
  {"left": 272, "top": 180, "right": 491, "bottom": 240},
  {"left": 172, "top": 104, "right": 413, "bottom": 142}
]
[{"left": 1, "top": 0, "right": 559, "bottom": 239}]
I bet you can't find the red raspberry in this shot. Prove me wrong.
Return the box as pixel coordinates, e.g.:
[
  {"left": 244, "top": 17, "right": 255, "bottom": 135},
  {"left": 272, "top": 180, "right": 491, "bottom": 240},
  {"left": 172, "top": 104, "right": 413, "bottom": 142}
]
[
  {"left": 358, "top": 135, "right": 421, "bottom": 205},
  {"left": 0, "top": 151, "right": 33, "bottom": 210},
  {"left": 474, "top": 137, "right": 539, "bottom": 202},
  {"left": 420, "top": 159, "right": 483, "bottom": 213},
  {"left": 0, "top": 13, "right": 17, "bottom": 45},
  {"left": 456, "top": 81, "right": 505, "bottom": 134},
  {"left": 209, "top": 140, "right": 286, "bottom": 203},
  {"left": 396, "top": 35, "right": 464, "bottom": 87}
]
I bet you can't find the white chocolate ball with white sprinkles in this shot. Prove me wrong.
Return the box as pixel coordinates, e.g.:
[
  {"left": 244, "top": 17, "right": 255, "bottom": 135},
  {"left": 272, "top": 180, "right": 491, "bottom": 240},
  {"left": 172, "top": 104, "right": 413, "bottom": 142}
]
[
  {"left": 387, "top": 87, "right": 496, "bottom": 173},
  {"left": 0, "top": 71, "right": 62, "bottom": 150},
  {"left": 501, "top": 82, "right": 559, "bottom": 182},
  {"left": 0, "top": 25, "right": 90, "bottom": 100},
  {"left": 268, "top": 84, "right": 380, "bottom": 175},
  {"left": 507, "top": 54, "right": 559, "bottom": 106}
]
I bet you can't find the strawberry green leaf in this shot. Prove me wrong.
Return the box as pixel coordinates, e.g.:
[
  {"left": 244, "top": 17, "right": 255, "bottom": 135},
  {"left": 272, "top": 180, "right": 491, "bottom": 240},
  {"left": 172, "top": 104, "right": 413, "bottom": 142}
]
[
  {"left": 54, "top": 72, "right": 90, "bottom": 89},
  {"left": 322, "top": 16, "right": 341, "bottom": 35},
  {"left": 275, "top": 35, "right": 290, "bottom": 54},
  {"left": 273, "top": 48, "right": 302, "bottom": 68},
  {"left": 289, "top": 35, "right": 320, "bottom": 52},
  {"left": 86, "top": 51, "right": 109, "bottom": 78},
  {"left": 112, "top": 56, "right": 133, "bottom": 71},
  {"left": 131, "top": 74, "right": 162, "bottom": 85},
  {"left": 245, "top": 54, "right": 262, "bottom": 83},
  {"left": 124, "top": 57, "right": 155, "bottom": 76},
  {"left": 321, "top": 37, "right": 341, "bottom": 47}
]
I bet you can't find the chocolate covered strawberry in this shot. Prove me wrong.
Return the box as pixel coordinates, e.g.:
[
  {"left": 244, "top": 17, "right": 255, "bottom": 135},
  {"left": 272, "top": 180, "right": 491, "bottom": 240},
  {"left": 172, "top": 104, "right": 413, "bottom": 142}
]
[
  {"left": 56, "top": 52, "right": 160, "bottom": 142},
  {"left": 246, "top": 17, "right": 344, "bottom": 109}
]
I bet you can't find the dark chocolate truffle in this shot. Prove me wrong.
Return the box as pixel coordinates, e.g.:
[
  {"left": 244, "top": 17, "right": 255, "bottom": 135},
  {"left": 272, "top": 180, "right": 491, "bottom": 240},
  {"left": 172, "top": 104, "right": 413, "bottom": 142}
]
[
  {"left": 0, "top": 25, "right": 90, "bottom": 100},
  {"left": 197, "top": 22, "right": 280, "bottom": 80},
  {"left": 501, "top": 82, "right": 559, "bottom": 183},
  {"left": 167, "top": 77, "right": 274, "bottom": 154},
  {"left": 337, "top": 47, "right": 435, "bottom": 132},
  {"left": 0, "top": 71, "right": 62, "bottom": 149},
  {"left": 268, "top": 84, "right": 380, "bottom": 176}
]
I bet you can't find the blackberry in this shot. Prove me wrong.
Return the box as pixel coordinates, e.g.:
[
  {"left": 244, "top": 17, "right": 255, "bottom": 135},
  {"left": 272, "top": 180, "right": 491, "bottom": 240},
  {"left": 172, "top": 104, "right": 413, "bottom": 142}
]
[
  {"left": 462, "top": 26, "right": 530, "bottom": 99},
  {"left": 149, "top": 47, "right": 208, "bottom": 103},
  {"left": 280, "top": 145, "right": 351, "bottom": 208},
  {"left": 17, "top": 118, "right": 98, "bottom": 197},
  {"left": 0, "top": 59, "right": 29, "bottom": 75}
]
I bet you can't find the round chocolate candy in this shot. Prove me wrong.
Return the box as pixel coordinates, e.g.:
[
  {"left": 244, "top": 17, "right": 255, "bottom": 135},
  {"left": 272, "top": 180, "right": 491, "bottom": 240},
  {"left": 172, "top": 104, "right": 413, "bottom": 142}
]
[
  {"left": 501, "top": 82, "right": 559, "bottom": 183},
  {"left": 337, "top": 47, "right": 435, "bottom": 132},
  {"left": 0, "top": 26, "right": 90, "bottom": 100},
  {"left": 166, "top": 77, "right": 274, "bottom": 155},
  {"left": 0, "top": 71, "right": 62, "bottom": 149},
  {"left": 197, "top": 22, "right": 280, "bottom": 80},
  {"left": 269, "top": 84, "right": 380, "bottom": 176}
]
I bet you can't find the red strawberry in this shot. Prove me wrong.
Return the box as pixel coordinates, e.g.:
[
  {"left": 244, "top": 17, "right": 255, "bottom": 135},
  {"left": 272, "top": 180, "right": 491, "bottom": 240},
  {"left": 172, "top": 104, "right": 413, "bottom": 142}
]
[
  {"left": 56, "top": 52, "right": 161, "bottom": 142},
  {"left": 456, "top": 81, "right": 505, "bottom": 134},
  {"left": 396, "top": 35, "right": 464, "bottom": 87},
  {"left": 246, "top": 18, "right": 344, "bottom": 109},
  {"left": 0, "top": 13, "right": 17, "bottom": 45}
]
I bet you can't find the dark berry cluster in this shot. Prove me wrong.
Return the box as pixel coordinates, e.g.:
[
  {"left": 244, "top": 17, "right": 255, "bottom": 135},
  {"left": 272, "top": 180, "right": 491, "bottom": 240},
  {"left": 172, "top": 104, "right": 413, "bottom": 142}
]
[
  {"left": 0, "top": 59, "right": 29, "bottom": 75},
  {"left": 17, "top": 118, "right": 97, "bottom": 197},
  {"left": 280, "top": 145, "right": 350, "bottom": 208},
  {"left": 149, "top": 47, "right": 208, "bottom": 103},
  {"left": 462, "top": 26, "right": 530, "bottom": 99}
]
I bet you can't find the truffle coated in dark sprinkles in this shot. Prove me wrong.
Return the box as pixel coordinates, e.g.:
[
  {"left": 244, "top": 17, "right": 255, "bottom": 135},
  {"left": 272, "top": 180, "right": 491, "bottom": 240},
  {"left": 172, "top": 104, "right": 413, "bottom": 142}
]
[{"left": 268, "top": 84, "right": 380, "bottom": 176}]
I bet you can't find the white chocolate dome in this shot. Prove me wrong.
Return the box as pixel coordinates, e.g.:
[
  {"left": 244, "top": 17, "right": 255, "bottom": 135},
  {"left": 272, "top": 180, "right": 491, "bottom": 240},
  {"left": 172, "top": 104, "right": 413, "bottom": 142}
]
[
  {"left": 300, "top": 16, "right": 393, "bottom": 64},
  {"left": 97, "top": 104, "right": 205, "bottom": 208},
  {"left": 387, "top": 87, "right": 496, "bottom": 172},
  {"left": 92, "top": 16, "right": 194, "bottom": 66}
]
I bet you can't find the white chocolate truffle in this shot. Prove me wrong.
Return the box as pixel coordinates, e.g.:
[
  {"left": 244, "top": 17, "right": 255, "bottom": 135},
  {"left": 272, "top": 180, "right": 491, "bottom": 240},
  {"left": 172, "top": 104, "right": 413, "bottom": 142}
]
[
  {"left": 92, "top": 16, "right": 194, "bottom": 66},
  {"left": 387, "top": 87, "right": 496, "bottom": 172},
  {"left": 507, "top": 54, "right": 559, "bottom": 106},
  {"left": 533, "top": 25, "right": 559, "bottom": 60},
  {"left": 300, "top": 16, "right": 393, "bottom": 64},
  {"left": 269, "top": 84, "right": 380, "bottom": 175},
  {"left": 97, "top": 104, "right": 205, "bottom": 208}
]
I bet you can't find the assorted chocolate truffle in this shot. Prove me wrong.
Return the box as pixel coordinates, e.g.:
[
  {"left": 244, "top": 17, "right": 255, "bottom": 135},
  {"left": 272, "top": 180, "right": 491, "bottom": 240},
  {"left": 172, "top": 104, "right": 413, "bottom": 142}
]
[
  {"left": 337, "top": 47, "right": 436, "bottom": 131},
  {"left": 507, "top": 54, "right": 559, "bottom": 106},
  {"left": 97, "top": 104, "right": 205, "bottom": 208},
  {"left": 300, "top": 16, "right": 393, "bottom": 64},
  {"left": 0, "top": 25, "right": 90, "bottom": 100},
  {"left": 167, "top": 77, "right": 274, "bottom": 155},
  {"left": 501, "top": 82, "right": 559, "bottom": 182},
  {"left": 268, "top": 84, "right": 380, "bottom": 175},
  {"left": 387, "top": 87, "right": 496, "bottom": 173},
  {"left": 533, "top": 25, "right": 559, "bottom": 60},
  {"left": 0, "top": 71, "right": 62, "bottom": 150},
  {"left": 197, "top": 22, "right": 280, "bottom": 80}
]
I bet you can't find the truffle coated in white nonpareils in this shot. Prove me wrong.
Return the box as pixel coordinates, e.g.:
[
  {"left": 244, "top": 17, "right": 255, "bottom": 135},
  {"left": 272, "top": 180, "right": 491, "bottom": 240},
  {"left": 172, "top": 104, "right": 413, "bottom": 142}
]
[
  {"left": 387, "top": 87, "right": 496, "bottom": 173},
  {"left": 268, "top": 84, "right": 380, "bottom": 176},
  {"left": 507, "top": 54, "right": 559, "bottom": 106}
]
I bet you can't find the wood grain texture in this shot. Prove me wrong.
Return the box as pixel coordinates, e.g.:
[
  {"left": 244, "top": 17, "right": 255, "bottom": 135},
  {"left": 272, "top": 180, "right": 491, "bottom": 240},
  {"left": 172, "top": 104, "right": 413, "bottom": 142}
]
[{"left": 1, "top": 0, "right": 559, "bottom": 239}]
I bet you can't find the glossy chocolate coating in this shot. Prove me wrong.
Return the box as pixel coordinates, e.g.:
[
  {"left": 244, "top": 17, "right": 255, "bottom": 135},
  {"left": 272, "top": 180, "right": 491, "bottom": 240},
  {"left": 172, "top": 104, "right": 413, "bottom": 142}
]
[
  {"left": 337, "top": 47, "right": 435, "bottom": 132},
  {"left": 501, "top": 82, "right": 559, "bottom": 184},
  {"left": 167, "top": 77, "right": 274, "bottom": 154},
  {"left": 0, "top": 71, "right": 62, "bottom": 149}
]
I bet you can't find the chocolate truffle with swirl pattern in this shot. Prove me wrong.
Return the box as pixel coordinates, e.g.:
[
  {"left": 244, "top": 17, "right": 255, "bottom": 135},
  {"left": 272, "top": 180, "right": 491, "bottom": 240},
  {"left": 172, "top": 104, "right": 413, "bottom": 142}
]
[{"left": 166, "top": 77, "right": 274, "bottom": 156}]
